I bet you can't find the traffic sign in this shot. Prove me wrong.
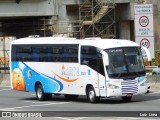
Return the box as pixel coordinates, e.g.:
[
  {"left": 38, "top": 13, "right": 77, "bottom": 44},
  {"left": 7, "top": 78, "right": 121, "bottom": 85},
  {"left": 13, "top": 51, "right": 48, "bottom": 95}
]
[
  {"left": 140, "top": 38, "right": 150, "bottom": 48},
  {"left": 134, "top": 4, "right": 154, "bottom": 59},
  {"left": 139, "top": 16, "right": 149, "bottom": 27}
]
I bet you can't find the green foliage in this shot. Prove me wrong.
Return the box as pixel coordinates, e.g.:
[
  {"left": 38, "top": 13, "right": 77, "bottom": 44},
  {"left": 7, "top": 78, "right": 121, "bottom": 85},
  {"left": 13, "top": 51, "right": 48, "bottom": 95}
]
[
  {"left": 146, "top": 69, "right": 152, "bottom": 73},
  {"left": 151, "top": 59, "right": 156, "bottom": 66},
  {"left": 0, "top": 79, "right": 2, "bottom": 85},
  {"left": 156, "top": 49, "right": 160, "bottom": 55},
  {"left": 145, "top": 50, "right": 160, "bottom": 66}
]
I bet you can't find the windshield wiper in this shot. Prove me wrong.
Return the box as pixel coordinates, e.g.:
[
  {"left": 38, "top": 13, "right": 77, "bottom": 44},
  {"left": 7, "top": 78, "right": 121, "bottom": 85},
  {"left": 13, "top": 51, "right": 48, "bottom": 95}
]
[
  {"left": 116, "top": 64, "right": 141, "bottom": 79},
  {"left": 116, "top": 72, "right": 123, "bottom": 79},
  {"left": 127, "top": 64, "right": 141, "bottom": 77}
]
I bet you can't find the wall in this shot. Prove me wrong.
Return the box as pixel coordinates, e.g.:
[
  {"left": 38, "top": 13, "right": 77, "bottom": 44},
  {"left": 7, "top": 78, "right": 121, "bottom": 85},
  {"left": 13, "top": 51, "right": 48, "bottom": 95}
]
[
  {"left": 55, "top": 0, "right": 79, "bottom": 36},
  {"left": 0, "top": 0, "right": 54, "bottom": 17},
  {"left": 118, "top": 21, "right": 131, "bottom": 40}
]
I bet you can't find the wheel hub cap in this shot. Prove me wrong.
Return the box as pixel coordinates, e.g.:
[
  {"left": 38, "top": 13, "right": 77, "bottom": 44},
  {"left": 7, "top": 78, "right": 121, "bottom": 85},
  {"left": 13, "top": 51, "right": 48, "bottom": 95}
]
[
  {"left": 37, "top": 88, "right": 42, "bottom": 98},
  {"left": 89, "top": 90, "right": 94, "bottom": 101}
]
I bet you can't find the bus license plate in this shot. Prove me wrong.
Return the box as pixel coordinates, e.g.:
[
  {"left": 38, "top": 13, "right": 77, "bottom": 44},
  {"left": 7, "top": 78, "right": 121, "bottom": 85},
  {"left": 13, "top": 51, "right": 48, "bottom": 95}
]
[{"left": 127, "top": 93, "right": 133, "bottom": 97}]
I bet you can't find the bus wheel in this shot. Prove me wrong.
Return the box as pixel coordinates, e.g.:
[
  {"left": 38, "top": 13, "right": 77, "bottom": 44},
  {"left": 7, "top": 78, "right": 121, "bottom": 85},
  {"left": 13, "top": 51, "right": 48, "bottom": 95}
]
[
  {"left": 87, "top": 86, "right": 99, "bottom": 103},
  {"left": 121, "top": 96, "right": 132, "bottom": 102},
  {"left": 36, "top": 84, "right": 45, "bottom": 101},
  {"left": 64, "top": 94, "right": 79, "bottom": 100}
]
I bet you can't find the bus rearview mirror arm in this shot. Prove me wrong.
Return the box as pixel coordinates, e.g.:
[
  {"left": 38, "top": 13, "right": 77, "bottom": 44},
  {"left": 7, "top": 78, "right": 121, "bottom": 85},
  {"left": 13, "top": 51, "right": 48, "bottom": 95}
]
[{"left": 141, "top": 47, "right": 152, "bottom": 62}]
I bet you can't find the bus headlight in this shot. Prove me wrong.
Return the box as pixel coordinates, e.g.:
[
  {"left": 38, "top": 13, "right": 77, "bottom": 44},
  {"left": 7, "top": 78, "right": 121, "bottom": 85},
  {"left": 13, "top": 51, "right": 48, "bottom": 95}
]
[
  {"left": 140, "top": 81, "right": 148, "bottom": 86},
  {"left": 108, "top": 83, "right": 119, "bottom": 89}
]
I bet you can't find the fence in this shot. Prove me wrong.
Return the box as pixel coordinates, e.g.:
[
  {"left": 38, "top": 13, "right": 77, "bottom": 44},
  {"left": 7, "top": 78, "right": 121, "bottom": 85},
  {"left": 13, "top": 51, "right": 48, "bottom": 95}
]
[{"left": 0, "top": 73, "right": 10, "bottom": 87}]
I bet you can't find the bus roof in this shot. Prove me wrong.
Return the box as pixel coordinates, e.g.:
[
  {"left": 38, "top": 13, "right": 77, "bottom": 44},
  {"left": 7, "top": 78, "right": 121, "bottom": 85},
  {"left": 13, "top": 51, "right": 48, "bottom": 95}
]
[{"left": 11, "top": 37, "right": 139, "bottom": 49}]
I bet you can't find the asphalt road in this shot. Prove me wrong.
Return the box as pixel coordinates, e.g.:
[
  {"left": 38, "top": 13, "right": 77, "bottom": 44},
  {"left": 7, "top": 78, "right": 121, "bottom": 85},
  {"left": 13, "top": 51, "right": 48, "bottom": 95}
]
[{"left": 0, "top": 87, "right": 160, "bottom": 120}]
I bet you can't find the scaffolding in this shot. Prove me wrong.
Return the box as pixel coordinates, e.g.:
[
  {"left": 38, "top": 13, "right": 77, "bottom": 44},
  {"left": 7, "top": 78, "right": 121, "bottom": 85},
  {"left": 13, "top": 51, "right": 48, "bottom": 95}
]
[
  {"left": 0, "top": 36, "right": 15, "bottom": 74},
  {"left": 0, "top": 16, "right": 54, "bottom": 74},
  {"left": 0, "top": 16, "right": 53, "bottom": 39},
  {"left": 78, "top": 0, "right": 116, "bottom": 38}
]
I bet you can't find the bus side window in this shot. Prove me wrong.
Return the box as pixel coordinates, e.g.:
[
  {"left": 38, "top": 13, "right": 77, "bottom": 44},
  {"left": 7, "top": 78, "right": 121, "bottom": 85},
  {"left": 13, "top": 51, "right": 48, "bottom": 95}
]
[
  {"left": 81, "top": 47, "right": 89, "bottom": 65},
  {"left": 32, "top": 47, "right": 40, "bottom": 62},
  {"left": 62, "top": 47, "right": 69, "bottom": 62},
  {"left": 81, "top": 46, "right": 105, "bottom": 76},
  {"left": 11, "top": 46, "right": 17, "bottom": 61},
  {"left": 97, "top": 53, "right": 105, "bottom": 76},
  {"left": 81, "top": 46, "right": 97, "bottom": 70},
  {"left": 16, "top": 53, "right": 23, "bottom": 61},
  {"left": 48, "top": 47, "right": 53, "bottom": 62}
]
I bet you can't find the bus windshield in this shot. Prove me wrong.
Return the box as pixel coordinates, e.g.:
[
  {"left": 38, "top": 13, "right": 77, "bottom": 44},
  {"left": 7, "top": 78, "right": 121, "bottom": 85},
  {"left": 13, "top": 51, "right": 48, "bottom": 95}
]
[{"left": 105, "top": 47, "right": 146, "bottom": 79}]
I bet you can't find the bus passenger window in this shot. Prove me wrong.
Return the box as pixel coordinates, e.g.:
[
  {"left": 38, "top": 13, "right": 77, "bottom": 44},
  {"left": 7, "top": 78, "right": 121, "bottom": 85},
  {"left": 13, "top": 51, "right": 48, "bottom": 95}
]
[
  {"left": 32, "top": 48, "right": 40, "bottom": 62},
  {"left": 81, "top": 46, "right": 104, "bottom": 74}
]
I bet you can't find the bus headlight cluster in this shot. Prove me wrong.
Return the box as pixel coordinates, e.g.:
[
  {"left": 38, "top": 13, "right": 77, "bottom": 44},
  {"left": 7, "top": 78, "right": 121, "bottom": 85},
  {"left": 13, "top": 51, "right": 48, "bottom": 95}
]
[
  {"left": 108, "top": 83, "right": 119, "bottom": 89},
  {"left": 138, "top": 76, "right": 145, "bottom": 82},
  {"left": 140, "top": 81, "right": 148, "bottom": 86}
]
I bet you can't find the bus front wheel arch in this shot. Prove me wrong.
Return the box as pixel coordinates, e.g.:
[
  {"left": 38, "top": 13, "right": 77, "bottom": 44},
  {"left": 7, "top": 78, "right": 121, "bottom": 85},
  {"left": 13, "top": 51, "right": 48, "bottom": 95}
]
[
  {"left": 86, "top": 85, "right": 99, "bottom": 103},
  {"left": 36, "top": 84, "right": 45, "bottom": 101},
  {"left": 35, "top": 83, "right": 52, "bottom": 101}
]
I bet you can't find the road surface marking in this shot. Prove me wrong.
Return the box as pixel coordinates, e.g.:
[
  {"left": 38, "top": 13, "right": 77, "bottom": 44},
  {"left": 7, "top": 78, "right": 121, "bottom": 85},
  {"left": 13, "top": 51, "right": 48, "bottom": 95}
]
[
  {"left": 55, "top": 117, "right": 88, "bottom": 120},
  {"left": 24, "top": 100, "right": 53, "bottom": 104},
  {"left": 148, "top": 91, "right": 160, "bottom": 94},
  {"left": 72, "top": 118, "right": 88, "bottom": 120},
  {"left": 0, "top": 88, "right": 11, "bottom": 92},
  {"left": 0, "top": 102, "right": 71, "bottom": 111}
]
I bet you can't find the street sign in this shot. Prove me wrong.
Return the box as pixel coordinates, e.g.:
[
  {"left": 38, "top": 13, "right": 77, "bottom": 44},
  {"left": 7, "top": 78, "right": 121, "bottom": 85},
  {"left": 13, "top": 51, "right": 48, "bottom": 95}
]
[
  {"left": 136, "top": 37, "right": 154, "bottom": 59},
  {"left": 135, "top": 14, "right": 153, "bottom": 37},
  {"left": 140, "top": 38, "right": 150, "bottom": 48},
  {"left": 139, "top": 16, "right": 149, "bottom": 27},
  {"left": 134, "top": 4, "right": 154, "bottom": 59}
]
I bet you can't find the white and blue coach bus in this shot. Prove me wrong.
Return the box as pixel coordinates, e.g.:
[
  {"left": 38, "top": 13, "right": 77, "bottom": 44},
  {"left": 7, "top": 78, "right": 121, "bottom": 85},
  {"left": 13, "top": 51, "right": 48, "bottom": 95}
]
[{"left": 10, "top": 37, "right": 151, "bottom": 103}]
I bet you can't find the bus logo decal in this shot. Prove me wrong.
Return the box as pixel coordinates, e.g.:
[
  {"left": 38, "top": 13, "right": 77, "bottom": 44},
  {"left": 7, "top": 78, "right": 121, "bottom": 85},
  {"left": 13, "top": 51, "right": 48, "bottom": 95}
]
[
  {"left": 61, "top": 65, "right": 79, "bottom": 76},
  {"left": 54, "top": 73, "right": 78, "bottom": 82}
]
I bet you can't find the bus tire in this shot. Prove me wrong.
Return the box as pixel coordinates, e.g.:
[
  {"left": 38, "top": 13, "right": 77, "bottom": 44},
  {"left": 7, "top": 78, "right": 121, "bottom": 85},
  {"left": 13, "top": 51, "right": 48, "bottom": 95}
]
[
  {"left": 87, "top": 86, "right": 99, "bottom": 103},
  {"left": 64, "top": 94, "right": 79, "bottom": 100},
  {"left": 36, "top": 84, "right": 46, "bottom": 101},
  {"left": 121, "top": 96, "right": 132, "bottom": 102}
]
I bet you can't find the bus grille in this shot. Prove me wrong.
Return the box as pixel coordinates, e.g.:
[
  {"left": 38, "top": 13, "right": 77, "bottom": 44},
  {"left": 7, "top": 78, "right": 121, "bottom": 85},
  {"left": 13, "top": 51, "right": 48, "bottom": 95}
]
[{"left": 121, "top": 80, "right": 138, "bottom": 94}]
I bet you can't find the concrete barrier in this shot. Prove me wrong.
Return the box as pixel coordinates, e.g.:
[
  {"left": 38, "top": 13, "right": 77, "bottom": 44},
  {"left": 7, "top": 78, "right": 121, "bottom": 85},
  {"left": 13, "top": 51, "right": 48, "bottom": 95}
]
[
  {"left": 147, "top": 75, "right": 160, "bottom": 91},
  {"left": 0, "top": 73, "right": 10, "bottom": 87}
]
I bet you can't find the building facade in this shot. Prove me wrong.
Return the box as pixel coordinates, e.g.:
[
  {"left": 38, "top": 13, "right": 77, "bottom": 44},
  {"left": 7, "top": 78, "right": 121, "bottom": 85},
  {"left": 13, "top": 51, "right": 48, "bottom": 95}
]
[{"left": 0, "top": 0, "right": 160, "bottom": 71}]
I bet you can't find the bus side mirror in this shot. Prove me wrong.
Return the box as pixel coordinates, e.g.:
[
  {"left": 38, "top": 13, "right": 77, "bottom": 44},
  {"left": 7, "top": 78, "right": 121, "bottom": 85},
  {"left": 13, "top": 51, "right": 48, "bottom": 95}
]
[
  {"left": 100, "top": 50, "right": 109, "bottom": 66},
  {"left": 141, "top": 47, "right": 152, "bottom": 62}
]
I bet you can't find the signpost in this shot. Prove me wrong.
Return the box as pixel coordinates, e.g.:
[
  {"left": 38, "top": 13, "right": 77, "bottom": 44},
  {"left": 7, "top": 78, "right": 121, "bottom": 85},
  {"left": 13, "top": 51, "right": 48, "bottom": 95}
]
[{"left": 134, "top": 4, "right": 154, "bottom": 59}]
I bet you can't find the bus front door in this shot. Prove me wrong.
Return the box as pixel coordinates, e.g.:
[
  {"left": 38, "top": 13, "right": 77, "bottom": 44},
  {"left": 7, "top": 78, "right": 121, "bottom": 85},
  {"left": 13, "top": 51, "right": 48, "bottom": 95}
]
[{"left": 97, "top": 52, "right": 107, "bottom": 97}]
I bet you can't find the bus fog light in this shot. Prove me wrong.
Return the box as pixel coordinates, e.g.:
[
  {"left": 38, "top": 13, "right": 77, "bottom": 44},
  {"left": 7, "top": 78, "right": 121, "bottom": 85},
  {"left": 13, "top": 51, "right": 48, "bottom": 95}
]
[{"left": 108, "top": 83, "right": 119, "bottom": 89}]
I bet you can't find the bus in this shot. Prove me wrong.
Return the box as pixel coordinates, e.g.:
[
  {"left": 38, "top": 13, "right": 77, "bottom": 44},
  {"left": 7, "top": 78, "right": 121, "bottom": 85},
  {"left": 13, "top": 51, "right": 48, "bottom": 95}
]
[{"left": 10, "top": 37, "right": 151, "bottom": 103}]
